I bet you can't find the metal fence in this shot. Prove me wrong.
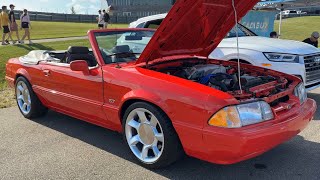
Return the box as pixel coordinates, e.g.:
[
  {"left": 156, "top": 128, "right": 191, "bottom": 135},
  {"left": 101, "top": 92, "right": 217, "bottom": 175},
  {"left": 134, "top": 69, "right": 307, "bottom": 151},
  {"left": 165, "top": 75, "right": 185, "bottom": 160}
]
[
  {"left": 13, "top": 10, "right": 143, "bottom": 24},
  {"left": 276, "top": 13, "right": 320, "bottom": 20}
]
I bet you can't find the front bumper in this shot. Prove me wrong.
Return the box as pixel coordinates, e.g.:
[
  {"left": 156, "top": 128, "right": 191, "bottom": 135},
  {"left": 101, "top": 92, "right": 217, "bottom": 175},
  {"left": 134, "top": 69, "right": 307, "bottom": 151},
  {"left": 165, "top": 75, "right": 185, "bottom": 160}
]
[{"left": 201, "top": 98, "right": 316, "bottom": 165}]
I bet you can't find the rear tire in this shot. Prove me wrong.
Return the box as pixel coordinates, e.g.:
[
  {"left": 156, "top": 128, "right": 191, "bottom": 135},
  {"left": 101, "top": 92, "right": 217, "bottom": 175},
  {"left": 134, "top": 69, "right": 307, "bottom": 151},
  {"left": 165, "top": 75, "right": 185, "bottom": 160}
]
[
  {"left": 15, "top": 76, "right": 48, "bottom": 119},
  {"left": 122, "top": 102, "right": 184, "bottom": 169}
]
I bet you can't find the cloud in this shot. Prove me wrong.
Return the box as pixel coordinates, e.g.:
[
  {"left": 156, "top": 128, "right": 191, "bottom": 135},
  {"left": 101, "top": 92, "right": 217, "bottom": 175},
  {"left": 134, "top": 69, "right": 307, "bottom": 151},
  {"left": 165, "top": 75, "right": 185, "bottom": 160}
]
[
  {"left": 65, "top": 0, "right": 101, "bottom": 14},
  {"left": 67, "top": 0, "right": 99, "bottom": 8},
  {"left": 74, "top": 4, "right": 86, "bottom": 12}
]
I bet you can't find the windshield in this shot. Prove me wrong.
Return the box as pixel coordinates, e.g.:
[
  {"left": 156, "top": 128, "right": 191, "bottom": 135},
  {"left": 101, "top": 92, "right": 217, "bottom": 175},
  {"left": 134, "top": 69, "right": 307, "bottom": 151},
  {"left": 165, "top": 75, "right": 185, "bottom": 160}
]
[
  {"left": 139, "top": 17, "right": 257, "bottom": 39},
  {"left": 226, "top": 24, "right": 257, "bottom": 38},
  {"left": 95, "top": 30, "right": 155, "bottom": 64}
]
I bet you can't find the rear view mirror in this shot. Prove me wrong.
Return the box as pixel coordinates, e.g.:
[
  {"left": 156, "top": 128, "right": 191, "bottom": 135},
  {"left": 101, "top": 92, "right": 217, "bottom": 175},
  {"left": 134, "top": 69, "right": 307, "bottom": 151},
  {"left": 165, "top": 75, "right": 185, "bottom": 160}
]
[
  {"left": 125, "top": 36, "right": 143, "bottom": 41},
  {"left": 70, "top": 60, "right": 89, "bottom": 75}
]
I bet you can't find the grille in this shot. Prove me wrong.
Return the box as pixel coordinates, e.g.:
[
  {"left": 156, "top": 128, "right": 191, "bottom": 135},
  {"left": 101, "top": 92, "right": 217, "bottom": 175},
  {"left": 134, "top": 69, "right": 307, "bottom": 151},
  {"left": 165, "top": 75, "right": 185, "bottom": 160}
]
[{"left": 304, "top": 54, "right": 320, "bottom": 84}]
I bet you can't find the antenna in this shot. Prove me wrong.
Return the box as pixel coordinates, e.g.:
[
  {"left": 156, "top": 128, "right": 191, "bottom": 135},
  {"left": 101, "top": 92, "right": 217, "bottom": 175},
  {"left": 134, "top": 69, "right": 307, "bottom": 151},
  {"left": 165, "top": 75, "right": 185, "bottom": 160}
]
[
  {"left": 279, "top": 3, "right": 284, "bottom": 38},
  {"left": 231, "top": 0, "right": 243, "bottom": 94}
]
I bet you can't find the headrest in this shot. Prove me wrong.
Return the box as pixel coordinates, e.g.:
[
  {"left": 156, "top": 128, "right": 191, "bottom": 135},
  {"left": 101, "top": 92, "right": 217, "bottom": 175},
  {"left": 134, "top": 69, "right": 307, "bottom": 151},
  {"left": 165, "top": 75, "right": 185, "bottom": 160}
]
[
  {"left": 112, "top": 45, "right": 131, "bottom": 54},
  {"left": 68, "top": 46, "right": 89, "bottom": 54}
]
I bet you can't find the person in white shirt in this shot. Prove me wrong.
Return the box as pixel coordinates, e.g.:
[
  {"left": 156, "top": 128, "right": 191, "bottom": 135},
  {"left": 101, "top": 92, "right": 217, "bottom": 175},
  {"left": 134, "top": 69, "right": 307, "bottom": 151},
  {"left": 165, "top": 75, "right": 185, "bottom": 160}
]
[
  {"left": 20, "top": 9, "right": 32, "bottom": 44},
  {"left": 96, "top": 10, "right": 105, "bottom": 29}
]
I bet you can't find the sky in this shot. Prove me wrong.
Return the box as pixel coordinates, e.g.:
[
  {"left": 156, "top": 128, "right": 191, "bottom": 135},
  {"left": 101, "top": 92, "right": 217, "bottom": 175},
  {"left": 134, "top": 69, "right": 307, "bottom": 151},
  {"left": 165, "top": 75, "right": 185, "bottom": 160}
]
[{"left": 1, "top": 0, "right": 108, "bottom": 14}]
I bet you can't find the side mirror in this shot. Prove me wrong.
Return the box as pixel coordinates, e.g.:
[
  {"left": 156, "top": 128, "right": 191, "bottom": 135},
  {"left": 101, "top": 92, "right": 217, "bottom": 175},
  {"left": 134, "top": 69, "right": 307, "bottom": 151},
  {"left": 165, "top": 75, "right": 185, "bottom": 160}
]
[{"left": 70, "top": 60, "right": 89, "bottom": 75}]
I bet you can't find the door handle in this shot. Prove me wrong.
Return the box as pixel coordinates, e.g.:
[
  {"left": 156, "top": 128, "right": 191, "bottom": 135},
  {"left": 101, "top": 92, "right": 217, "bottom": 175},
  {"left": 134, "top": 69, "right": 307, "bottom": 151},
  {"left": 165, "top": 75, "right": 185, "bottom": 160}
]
[{"left": 43, "top": 70, "right": 51, "bottom": 77}]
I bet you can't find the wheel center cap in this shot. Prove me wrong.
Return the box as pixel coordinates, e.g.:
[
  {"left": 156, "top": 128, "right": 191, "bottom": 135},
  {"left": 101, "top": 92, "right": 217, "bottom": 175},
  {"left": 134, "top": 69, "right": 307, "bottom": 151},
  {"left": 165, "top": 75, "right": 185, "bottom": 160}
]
[{"left": 138, "top": 124, "right": 154, "bottom": 145}]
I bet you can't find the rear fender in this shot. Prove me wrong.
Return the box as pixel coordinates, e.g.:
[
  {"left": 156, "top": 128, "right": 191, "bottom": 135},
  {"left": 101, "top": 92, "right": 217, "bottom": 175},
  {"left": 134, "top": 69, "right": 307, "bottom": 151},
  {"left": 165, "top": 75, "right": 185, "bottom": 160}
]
[{"left": 15, "top": 68, "right": 32, "bottom": 84}]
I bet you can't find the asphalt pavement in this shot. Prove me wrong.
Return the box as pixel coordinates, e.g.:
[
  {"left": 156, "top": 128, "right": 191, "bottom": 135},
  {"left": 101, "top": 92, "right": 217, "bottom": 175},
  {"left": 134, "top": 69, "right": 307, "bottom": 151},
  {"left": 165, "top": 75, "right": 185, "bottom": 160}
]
[{"left": 1, "top": 89, "right": 320, "bottom": 180}]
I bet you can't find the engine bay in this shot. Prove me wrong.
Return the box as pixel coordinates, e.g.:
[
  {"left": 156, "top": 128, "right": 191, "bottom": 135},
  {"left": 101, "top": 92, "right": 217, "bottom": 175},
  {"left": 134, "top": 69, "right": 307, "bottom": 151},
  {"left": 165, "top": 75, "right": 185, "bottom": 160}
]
[{"left": 148, "top": 58, "right": 295, "bottom": 102}]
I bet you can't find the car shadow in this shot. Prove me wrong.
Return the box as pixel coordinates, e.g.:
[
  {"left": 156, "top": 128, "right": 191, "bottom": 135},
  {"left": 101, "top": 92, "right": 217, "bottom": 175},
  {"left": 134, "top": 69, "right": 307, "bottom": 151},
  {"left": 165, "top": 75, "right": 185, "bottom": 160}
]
[
  {"left": 307, "top": 92, "right": 320, "bottom": 120},
  {"left": 30, "top": 110, "right": 320, "bottom": 179},
  {"left": 14, "top": 44, "right": 54, "bottom": 51}
]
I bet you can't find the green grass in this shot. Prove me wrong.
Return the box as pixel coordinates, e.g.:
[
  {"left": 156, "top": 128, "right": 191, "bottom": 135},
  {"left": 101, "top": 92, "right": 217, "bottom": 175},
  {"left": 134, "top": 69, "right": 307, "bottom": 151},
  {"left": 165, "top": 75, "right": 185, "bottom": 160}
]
[
  {"left": 274, "top": 16, "right": 320, "bottom": 41},
  {"left": 6, "top": 21, "right": 128, "bottom": 40}
]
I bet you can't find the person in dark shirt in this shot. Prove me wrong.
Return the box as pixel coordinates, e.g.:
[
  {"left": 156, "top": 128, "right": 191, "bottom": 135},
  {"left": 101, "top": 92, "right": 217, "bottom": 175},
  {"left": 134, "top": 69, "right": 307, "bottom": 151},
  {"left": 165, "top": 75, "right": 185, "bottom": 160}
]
[
  {"left": 303, "top": 31, "right": 319, "bottom": 48},
  {"left": 103, "top": 10, "right": 110, "bottom": 29}
]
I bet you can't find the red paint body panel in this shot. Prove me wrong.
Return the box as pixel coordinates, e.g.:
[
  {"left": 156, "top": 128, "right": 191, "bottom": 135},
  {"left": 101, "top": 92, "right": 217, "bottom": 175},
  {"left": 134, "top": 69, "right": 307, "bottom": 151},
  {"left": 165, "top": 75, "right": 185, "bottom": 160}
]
[
  {"left": 137, "top": 0, "right": 259, "bottom": 64},
  {"left": 4, "top": 0, "right": 317, "bottom": 165},
  {"left": 201, "top": 99, "right": 316, "bottom": 164}
]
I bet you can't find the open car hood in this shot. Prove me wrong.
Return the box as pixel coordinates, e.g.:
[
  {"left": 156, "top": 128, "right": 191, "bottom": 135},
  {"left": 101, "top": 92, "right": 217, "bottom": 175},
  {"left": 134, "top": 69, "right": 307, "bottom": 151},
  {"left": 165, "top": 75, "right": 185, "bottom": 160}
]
[{"left": 136, "top": 0, "right": 259, "bottom": 64}]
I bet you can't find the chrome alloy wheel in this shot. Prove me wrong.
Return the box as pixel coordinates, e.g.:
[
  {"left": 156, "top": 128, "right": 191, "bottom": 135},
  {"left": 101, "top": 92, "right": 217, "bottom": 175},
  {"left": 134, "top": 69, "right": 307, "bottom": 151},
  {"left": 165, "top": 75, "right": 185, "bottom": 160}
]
[
  {"left": 125, "top": 108, "right": 164, "bottom": 164},
  {"left": 16, "top": 81, "right": 31, "bottom": 115}
]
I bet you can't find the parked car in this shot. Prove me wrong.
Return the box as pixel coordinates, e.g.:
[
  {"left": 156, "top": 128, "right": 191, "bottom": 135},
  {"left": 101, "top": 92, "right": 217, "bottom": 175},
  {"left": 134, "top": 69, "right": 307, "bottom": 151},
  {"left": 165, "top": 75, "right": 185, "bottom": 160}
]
[
  {"left": 281, "top": 10, "right": 307, "bottom": 18},
  {"left": 129, "top": 13, "right": 320, "bottom": 91},
  {"left": 6, "top": 0, "right": 316, "bottom": 168}
]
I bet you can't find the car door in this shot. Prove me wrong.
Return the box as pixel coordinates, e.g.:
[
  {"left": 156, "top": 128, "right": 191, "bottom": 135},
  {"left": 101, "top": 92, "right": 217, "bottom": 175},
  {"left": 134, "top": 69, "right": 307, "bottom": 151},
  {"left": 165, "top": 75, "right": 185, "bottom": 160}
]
[{"left": 39, "top": 62, "right": 107, "bottom": 124}]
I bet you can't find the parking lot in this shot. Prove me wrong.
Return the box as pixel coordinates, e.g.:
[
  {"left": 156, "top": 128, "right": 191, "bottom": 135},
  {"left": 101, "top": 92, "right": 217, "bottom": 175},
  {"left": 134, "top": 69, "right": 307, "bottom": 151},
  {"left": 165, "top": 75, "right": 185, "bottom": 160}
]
[{"left": 0, "top": 89, "right": 320, "bottom": 180}]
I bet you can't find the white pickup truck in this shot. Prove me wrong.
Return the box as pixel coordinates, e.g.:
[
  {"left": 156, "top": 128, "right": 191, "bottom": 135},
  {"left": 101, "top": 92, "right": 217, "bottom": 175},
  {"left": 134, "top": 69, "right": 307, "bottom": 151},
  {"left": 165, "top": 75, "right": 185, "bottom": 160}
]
[{"left": 129, "top": 13, "right": 320, "bottom": 91}]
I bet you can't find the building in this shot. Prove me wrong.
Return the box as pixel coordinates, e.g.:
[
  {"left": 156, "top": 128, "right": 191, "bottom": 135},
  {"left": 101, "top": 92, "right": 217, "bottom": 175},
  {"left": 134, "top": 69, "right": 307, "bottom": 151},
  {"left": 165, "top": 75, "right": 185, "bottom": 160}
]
[
  {"left": 108, "top": 0, "right": 173, "bottom": 18},
  {"left": 284, "top": 0, "right": 320, "bottom": 14}
]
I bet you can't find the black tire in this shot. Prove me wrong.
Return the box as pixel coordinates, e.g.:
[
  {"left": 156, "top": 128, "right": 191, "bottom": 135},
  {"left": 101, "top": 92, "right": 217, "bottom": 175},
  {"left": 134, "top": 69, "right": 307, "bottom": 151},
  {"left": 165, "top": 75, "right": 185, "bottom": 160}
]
[
  {"left": 15, "top": 76, "right": 48, "bottom": 119},
  {"left": 122, "top": 102, "right": 184, "bottom": 169}
]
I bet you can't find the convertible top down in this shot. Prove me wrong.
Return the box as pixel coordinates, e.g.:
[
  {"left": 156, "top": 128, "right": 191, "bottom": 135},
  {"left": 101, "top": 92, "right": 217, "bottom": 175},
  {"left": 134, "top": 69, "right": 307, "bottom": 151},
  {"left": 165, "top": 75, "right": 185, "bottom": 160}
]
[{"left": 5, "top": 0, "right": 316, "bottom": 168}]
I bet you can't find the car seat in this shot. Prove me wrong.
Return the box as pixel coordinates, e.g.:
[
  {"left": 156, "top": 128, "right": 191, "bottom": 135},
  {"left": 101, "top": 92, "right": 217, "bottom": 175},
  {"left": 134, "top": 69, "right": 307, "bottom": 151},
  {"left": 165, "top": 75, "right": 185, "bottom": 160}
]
[
  {"left": 65, "top": 46, "right": 97, "bottom": 67},
  {"left": 110, "top": 45, "right": 136, "bottom": 62}
]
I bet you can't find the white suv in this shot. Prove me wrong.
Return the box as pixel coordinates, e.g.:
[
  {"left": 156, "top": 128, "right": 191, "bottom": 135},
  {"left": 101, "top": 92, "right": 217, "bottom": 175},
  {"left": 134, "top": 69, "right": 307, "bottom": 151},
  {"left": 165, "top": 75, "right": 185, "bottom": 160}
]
[{"left": 129, "top": 13, "right": 320, "bottom": 91}]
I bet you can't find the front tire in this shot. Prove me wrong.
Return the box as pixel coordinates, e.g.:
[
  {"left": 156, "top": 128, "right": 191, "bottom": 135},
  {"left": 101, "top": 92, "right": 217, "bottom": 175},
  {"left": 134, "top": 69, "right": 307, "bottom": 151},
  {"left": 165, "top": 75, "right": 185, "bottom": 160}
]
[
  {"left": 123, "top": 102, "right": 183, "bottom": 169},
  {"left": 15, "top": 76, "right": 48, "bottom": 119}
]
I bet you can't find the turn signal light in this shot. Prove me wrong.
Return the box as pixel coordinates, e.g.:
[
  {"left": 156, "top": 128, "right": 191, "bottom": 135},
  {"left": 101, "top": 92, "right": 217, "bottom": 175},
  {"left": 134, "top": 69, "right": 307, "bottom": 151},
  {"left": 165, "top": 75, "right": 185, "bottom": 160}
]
[{"left": 208, "top": 106, "right": 241, "bottom": 128}]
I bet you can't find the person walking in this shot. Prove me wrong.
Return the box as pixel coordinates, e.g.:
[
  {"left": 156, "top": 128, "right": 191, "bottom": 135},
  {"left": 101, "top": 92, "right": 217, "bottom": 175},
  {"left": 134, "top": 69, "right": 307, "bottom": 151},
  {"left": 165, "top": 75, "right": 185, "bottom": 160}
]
[
  {"left": 303, "top": 31, "right": 319, "bottom": 48},
  {"left": 97, "top": 10, "right": 104, "bottom": 29},
  {"left": 0, "top": 6, "right": 14, "bottom": 45},
  {"left": 103, "top": 10, "right": 110, "bottom": 29},
  {"left": 20, "top": 9, "right": 32, "bottom": 44},
  {"left": 8, "top": 4, "right": 21, "bottom": 43}
]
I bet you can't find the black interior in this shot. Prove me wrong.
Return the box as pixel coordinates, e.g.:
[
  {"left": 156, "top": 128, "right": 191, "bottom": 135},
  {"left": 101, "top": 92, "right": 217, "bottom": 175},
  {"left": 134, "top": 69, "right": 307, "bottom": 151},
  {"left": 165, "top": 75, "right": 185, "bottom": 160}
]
[
  {"left": 50, "top": 45, "right": 136, "bottom": 66},
  {"left": 64, "top": 46, "right": 97, "bottom": 67},
  {"left": 111, "top": 45, "right": 131, "bottom": 54},
  {"left": 100, "top": 45, "right": 136, "bottom": 64}
]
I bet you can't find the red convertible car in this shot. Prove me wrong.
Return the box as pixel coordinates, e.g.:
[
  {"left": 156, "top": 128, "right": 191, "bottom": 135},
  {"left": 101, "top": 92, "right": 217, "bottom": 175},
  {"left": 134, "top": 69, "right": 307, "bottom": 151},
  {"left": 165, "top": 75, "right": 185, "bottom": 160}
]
[{"left": 5, "top": 0, "right": 316, "bottom": 168}]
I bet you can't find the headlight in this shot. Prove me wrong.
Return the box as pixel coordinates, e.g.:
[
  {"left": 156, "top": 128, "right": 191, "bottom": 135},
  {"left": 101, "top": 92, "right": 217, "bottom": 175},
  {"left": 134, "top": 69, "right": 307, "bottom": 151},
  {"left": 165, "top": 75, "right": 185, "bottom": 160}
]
[
  {"left": 263, "top": 53, "right": 299, "bottom": 62},
  {"left": 294, "top": 83, "right": 307, "bottom": 104},
  {"left": 208, "top": 101, "right": 274, "bottom": 128}
]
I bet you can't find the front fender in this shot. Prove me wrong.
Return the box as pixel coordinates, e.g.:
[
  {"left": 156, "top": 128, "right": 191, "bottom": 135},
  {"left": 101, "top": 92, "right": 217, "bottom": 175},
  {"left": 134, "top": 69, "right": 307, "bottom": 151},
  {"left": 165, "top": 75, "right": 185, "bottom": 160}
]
[
  {"left": 119, "top": 89, "right": 171, "bottom": 117},
  {"left": 210, "top": 48, "right": 258, "bottom": 65}
]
